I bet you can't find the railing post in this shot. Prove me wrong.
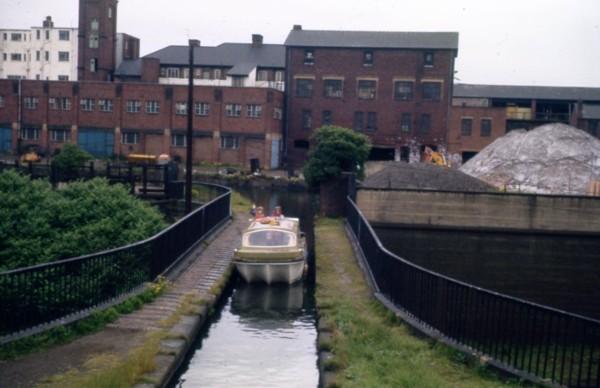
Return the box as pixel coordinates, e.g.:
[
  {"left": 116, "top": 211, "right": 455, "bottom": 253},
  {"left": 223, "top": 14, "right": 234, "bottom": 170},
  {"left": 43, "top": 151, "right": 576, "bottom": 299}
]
[
  {"left": 28, "top": 161, "right": 33, "bottom": 176},
  {"left": 106, "top": 161, "right": 111, "bottom": 178},
  {"left": 142, "top": 165, "right": 148, "bottom": 196},
  {"left": 89, "top": 161, "right": 95, "bottom": 178}
]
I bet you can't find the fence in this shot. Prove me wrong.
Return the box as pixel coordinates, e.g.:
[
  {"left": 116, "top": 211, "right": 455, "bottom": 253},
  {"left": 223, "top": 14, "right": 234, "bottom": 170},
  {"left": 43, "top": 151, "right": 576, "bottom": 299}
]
[
  {"left": 0, "top": 182, "right": 231, "bottom": 343},
  {"left": 346, "top": 197, "right": 600, "bottom": 387}
]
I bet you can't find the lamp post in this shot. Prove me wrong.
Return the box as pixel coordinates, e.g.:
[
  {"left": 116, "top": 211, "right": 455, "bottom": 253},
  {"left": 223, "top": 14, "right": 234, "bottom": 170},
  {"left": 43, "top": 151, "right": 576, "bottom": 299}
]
[{"left": 185, "top": 39, "right": 200, "bottom": 214}]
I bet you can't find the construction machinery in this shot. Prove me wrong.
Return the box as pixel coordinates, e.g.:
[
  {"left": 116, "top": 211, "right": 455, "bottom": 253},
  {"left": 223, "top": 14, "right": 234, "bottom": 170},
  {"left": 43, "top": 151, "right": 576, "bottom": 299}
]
[{"left": 423, "top": 146, "right": 448, "bottom": 167}]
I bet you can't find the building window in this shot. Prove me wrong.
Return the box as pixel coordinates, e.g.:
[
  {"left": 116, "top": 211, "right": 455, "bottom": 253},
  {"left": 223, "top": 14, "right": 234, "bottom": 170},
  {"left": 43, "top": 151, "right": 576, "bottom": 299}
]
[
  {"left": 175, "top": 102, "right": 188, "bottom": 115},
  {"left": 194, "top": 102, "right": 210, "bottom": 116},
  {"left": 121, "top": 132, "right": 139, "bottom": 145},
  {"left": 394, "top": 81, "right": 414, "bottom": 101},
  {"left": 45, "top": 30, "right": 50, "bottom": 40},
  {"left": 24, "top": 97, "right": 39, "bottom": 110},
  {"left": 302, "top": 110, "right": 312, "bottom": 130},
  {"left": 98, "top": 99, "right": 113, "bottom": 112},
  {"left": 126, "top": 100, "right": 141, "bottom": 113},
  {"left": 323, "top": 79, "right": 343, "bottom": 98},
  {"left": 3, "top": 53, "right": 7, "bottom": 61},
  {"left": 294, "top": 140, "right": 309, "bottom": 149},
  {"left": 354, "top": 112, "right": 364, "bottom": 131},
  {"left": 58, "top": 51, "right": 69, "bottom": 62},
  {"left": 49, "top": 97, "right": 71, "bottom": 111},
  {"left": 2, "top": 33, "right": 6, "bottom": 40},
  {"left": 36, "top": 51, "right": 40, "bottom": 61},
  {"left": 59, "top": 30, "right": 70, "bottom": 41},
  {"left": 220, "top": 136, "right": 240, "bottom": 149},
  {"left": 20, "top": 128, "right": 40, "bottom": 140},
  {"left": 295, "top": 78, "right": 313, "bottom": 98},
  {"left": 357, "top": 80, "right": 377, "bottom": 99},
  {"left": 322, "top": 110, "right": 332, "bottom": 125},
  {"left": 36, "top": 30, "right": 40, "bottom": 40},
  {"left": 419, "top": 114, "right": 431, "bottom": 134},
  {"left": 146, "top": 100, "right": 160, "bottom": 114},
  {"left": 89, "top": 19, "right": 99, "bottom": 48},
  {"left": 461, "top": 118, "right": 473, "bottom": 136},
  {"left": 201, "top": 69, "right": 211, "bottom": 79},
  {"left": 51, "top": 129, "right": 69, "bottom": 143},
  {"left": 171, "top": 134, "right": 186, "bottom": 147},
  {"left": 45, "top": 51, "right": 50, "bottom": 61},
  {"left": 57, "top": 75, "right": 67, "bottom": 81},
  {"left": 422, "top": 81, "right": 442, "bottom": 101},
  {"left": 163, "top": 67, "right": 180, "bottom": 78},
  {"left": 80, "top": 98, "right": 95, "bottom": 111},
  {"left": 400, "top": 113, "right": 412, "bottom": 132},
  {"left": 10, "top": 33, "right": 22, "bottom": 41},
  {"left": 304, "top": 49, "right": 314, "bottom": 65},
  {"left": 588, "top": 121, "right": 599, "bottom": 137},
  {"left": 214, "top": 69, "right": 222, "bottom": 79},
  {"left": 366, "top": 112, "right": 377, "bottom": 131},
  {"left": 232, "top": 77, "right": 245, "bottom": 87},
  {"left": 0, "top": 96, "right": 4, "bottom": 108},
  {"left": 363, "top": 51, "right": 373, "bottom": 66},
  {"left": 273, "top": 107, "right": 283, "bottom": 120},
  {"left": 480, "top": 118, "right": 492, "bottom": 137},
  {"left": 10, "top": 53, "right": 22, "bottom": 61},
  {"left": 247, "top": 104, "right": 262, "bottom": 118},
  {"left": 225, "top": 104, "right": 242, "bottom": 117},
  {"left": 256, "top": 70, "right": 268, "bottom": 81},
  {"left": 275, "top": 71, "right": 284, "bottom": 82},
  {"left": 424, "top": 52, "right": 434, "bottom": 67},
  {"left": 108, "top": 7, "right": 113, "bottom": 18},
  {"left": 90, "top": 58, "right": 97, "bottom": 72}
]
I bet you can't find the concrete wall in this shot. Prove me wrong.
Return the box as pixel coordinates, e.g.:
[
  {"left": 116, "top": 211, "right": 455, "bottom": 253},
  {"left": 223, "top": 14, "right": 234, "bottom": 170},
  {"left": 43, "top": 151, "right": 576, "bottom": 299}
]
[{"left": 357, "top": 188, "right": 600, "bottom": 233}]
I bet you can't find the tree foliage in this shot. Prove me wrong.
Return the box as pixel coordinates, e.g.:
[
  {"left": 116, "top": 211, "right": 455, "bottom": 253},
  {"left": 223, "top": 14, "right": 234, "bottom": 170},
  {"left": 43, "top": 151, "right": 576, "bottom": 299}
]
[
  {"left": 0, "top": 171, "right": 166, "bottom": 271},
  {"left": 51, "top": 143, "right": 93, "bottom": 171},
  {"left": 303, "top": 125, "right": 371, "bottom": 188}
]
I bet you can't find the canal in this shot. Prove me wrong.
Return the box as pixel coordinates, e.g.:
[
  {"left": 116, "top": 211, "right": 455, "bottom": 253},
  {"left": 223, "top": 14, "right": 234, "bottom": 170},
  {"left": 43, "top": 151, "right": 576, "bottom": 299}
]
[
  {"left": 169, "top": 185, "right": 319, "bottom": 387},
  {"left": 375, "top": 226, "right": 600, "bottom": 320}
]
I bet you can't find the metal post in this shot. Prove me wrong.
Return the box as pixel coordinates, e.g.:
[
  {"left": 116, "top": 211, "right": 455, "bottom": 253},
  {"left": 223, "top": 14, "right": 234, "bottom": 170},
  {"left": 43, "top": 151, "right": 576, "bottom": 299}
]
[{"left": 185, "top": 39, "right": 200, "bottom": 214}]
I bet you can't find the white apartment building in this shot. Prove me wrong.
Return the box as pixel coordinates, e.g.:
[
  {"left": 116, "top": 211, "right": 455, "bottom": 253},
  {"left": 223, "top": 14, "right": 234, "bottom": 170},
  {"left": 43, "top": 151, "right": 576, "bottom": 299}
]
[{"left": 0, "top": 17, "right": 77, "bottom": 81}]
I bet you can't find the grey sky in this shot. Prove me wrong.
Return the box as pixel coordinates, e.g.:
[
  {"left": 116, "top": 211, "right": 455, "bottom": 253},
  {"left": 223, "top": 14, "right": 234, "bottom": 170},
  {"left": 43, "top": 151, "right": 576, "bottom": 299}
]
[{"left": 1, "top": 0, "right": 599, "bottom": 87}]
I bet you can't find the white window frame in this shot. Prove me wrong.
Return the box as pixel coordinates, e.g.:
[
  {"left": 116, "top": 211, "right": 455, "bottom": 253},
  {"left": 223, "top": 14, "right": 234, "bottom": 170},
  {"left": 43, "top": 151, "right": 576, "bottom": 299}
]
[
  {"left": 171, "top": 133, "right": 186, "bottom": 147},
  {"left": 80, "top": 98, "right": 95, "bottom": 111},
  {"left": 146, "top": 100, "right": 160, "bottom": 114},
  {"left": 58, "top": 51, "right": 69, "bottom": 62},
  {"left": 126, "top": 100, "right": 141, "bottom": 113},
  {"left": 98, "top": 99, "right": 113, "bottom": 112},
  {"left": 50, "top": 129, "right": 69, "bottom": 142},
  {"left": 247, "top": 104, "right": 262, "bottom": 118},
  {"left": 220, "top": 136, "right": 240, "bottom": 149},
  {"left": 20, "top": 128, "right": 40, "bottom": 140},
  {"left": 225, "top": 104, "right": 242, "bottom": 117},
  {"left": 59, "top": 30, "right": 70, "bottom": 41},
  {"left": 175, "top": 102, "right": 188, "bottom": 115},
  {"left": 121, "top": 132, "right": 139, "bottom": 145},
  {"left": 24, "top": 97, "right": 39, "bottom": 110},
  {"left": 194, "top": 102, "right": 209, "bottom": 116}
]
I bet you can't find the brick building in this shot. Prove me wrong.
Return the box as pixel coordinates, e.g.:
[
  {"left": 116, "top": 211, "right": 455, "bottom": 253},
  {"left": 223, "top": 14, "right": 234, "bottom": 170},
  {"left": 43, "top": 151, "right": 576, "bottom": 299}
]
[
  {"left": 449, "top": 84, "right": 600, "bottom": 161},
  {"left": 283, "top": 25, "right": 459, "bottom": 167}
]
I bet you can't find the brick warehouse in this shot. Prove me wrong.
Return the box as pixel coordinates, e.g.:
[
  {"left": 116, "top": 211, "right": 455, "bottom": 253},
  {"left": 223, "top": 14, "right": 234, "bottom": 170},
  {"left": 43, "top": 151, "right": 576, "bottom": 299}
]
[{"left": 1, "top": 0, "right": 600, "bottom": 169}]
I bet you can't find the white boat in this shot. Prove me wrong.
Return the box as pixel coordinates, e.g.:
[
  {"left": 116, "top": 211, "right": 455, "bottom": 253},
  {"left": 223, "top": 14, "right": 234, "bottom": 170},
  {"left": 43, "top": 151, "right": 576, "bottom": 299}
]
[{"left": 233, "top": 216, "right": 306, "bottom": 284}]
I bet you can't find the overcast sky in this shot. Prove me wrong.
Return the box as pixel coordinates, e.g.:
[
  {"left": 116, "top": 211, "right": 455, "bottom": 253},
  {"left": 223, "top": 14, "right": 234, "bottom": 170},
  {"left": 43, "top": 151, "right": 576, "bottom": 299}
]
[{"left": 1, "top": 0, "right": 599, "bottom": 87}]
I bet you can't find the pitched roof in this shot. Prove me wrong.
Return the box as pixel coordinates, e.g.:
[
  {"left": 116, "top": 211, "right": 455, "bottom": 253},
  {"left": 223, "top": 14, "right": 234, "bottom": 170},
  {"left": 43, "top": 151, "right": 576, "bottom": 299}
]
[
  {"left": 144, "top": 43, "right": 285, "bottom": 68},
  {"left": 228, "top": 62, "right": 257, "bottom": 76},
  {"left": 581, "top": 104, "right": 600, "bottom": 119},
  {"left": 454, "top": 84, "right": 600, "bottom": 101},
  {"left": 284, "top": 29, "right": 459, "bottom": 50},
  {"left": 114, "top": 59, "right": 142, "bottom": 76}
]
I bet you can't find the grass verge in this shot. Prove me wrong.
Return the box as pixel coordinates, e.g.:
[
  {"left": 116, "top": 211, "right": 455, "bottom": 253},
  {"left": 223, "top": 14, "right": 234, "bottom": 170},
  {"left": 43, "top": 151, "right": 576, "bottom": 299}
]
[
  {"left": 315, "top": 218, "right": 522, "bottom": 388},
  {"left": 0, "top": 277, "right": 169, "bottom": 361}
]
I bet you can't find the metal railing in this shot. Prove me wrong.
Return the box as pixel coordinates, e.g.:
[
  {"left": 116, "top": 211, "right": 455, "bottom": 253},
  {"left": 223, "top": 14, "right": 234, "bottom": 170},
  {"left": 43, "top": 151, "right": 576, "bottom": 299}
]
[
  {"left": 0, "top": 182, "right": 231, "bottom": 343},
  {"left": 346, "top": 197, "right": 600, "bottom": 387}
]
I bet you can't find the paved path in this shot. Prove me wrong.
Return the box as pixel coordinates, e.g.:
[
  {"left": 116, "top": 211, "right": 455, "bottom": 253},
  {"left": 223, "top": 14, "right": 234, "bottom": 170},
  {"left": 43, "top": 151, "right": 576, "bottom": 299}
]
[{"left": 0, "top": 215, "right": 247, "bottom": 388}]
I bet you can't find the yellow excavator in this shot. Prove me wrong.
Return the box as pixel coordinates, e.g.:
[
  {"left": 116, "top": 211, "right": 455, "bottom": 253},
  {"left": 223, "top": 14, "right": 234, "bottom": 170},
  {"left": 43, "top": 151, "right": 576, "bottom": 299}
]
[{"left": 423, "top": 146, "right": 448, "bottom": 167}]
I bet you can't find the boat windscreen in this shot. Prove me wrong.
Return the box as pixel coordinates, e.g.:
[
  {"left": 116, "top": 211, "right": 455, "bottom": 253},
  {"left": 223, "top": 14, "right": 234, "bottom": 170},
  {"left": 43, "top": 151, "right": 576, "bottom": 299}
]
[{"left": 247, "top": 230, "right": 292, "bottom": 247}]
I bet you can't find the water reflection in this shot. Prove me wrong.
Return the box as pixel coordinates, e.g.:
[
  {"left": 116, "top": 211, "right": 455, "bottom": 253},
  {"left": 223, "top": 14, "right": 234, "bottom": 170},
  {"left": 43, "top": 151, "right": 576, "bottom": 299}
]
[{"left": 171, "top": 279, "right": 318, "bottom": 388}]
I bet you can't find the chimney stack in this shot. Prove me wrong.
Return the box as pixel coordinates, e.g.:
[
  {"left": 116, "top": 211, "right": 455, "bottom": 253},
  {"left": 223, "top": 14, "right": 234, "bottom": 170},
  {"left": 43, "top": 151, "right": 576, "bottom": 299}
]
[
  {"left": 293, "top": 24, "right": 302, "bottom": 31},
  {"left": 251, "top": 34, "right": 263, "bottom": 48},
  {"left": 43, "top": 16, "right": 54, "bottom": 28}
]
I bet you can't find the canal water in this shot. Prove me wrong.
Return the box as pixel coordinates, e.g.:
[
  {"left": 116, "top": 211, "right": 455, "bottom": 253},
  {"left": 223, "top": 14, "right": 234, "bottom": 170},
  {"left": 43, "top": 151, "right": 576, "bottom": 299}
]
[
  {"left": 169, "top": 186, "right": 319, "bottom": 387},
  {"left": 375, "top": 226, "right": 600, "bottom": 320}
]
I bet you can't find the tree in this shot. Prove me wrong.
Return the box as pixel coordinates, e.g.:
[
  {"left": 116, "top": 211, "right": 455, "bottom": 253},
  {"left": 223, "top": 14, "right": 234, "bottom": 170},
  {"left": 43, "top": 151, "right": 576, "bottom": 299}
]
[
  {"left": 303, "top": 125, "right": 371, "bottom": 188},
  {"left": 0, "top": 171, "right": 166, "bottom": 271},
  {"left": 52, "top": 143, "right": 93, "bottom": 172}
]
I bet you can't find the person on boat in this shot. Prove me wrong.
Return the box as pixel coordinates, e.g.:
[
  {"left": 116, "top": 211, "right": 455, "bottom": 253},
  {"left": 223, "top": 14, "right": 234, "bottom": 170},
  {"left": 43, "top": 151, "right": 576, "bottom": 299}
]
[
  {"left": 250, "top": 203, "right": 256, "bottom": 216},
  {"left": 255, "top": 206, "right": 265, "bottom": 219},
  {"left": 271, "top": 206, "right": 283, "bottom": 218}
]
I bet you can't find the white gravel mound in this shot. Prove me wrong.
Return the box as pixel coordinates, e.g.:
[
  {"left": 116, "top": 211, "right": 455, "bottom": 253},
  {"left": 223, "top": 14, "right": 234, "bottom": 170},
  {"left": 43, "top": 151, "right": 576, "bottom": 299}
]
[{"left": 460, "top": 123, "right": 600, "bottom": 194}]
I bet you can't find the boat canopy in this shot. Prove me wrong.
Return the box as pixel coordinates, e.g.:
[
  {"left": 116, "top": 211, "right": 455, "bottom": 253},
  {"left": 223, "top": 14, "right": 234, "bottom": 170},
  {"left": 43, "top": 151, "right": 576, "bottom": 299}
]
[{"left": 244, "top": 230, "right": 296, "bottom": 248}]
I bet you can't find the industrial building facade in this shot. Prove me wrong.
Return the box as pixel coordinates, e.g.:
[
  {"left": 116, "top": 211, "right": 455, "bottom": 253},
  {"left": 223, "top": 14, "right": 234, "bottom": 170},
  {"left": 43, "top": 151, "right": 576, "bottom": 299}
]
[{"left": 0, "top": 0, "right": 599, "bottom": 169}]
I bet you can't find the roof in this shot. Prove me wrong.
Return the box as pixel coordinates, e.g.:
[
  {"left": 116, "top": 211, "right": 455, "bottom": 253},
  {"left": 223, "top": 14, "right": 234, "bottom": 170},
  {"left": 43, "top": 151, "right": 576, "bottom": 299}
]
[
  {"left": 228, "top": 62, "right": 256, "bottom": 76},
  {"left": 581, "top": 104, "right": 600, "bottom": 119},
  {"left": 114, "top": 59, "right": 142, "bottom": 77},
  {"left": 454, "top": 84, "right": 600, "bottom": 102},
  {"left": 284, "top": 29, "right": 459, "bottom": 50},
  {"left": 144, "top": 43, "right": 285, "bottom": 68}
]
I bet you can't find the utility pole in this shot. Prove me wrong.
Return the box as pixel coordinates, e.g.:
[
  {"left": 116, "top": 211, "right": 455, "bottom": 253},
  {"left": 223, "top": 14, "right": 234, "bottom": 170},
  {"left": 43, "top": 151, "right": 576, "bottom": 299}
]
[{"left": 185, "top": 39, "right": 200, "bottom": 214}]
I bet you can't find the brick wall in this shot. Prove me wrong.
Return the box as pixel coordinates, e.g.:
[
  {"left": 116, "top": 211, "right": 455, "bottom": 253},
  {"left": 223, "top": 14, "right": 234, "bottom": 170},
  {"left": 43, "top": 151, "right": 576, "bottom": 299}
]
[{"left": 447, "top": 105, "right": 507, "bottom": 156}]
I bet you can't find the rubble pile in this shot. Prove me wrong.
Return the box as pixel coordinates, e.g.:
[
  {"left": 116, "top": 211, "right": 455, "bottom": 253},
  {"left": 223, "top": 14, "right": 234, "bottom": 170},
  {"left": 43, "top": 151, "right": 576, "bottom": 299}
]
[
  {"left": 460, "top": 123, "right": 600, "bottom": 195},
  {"left": 362, "top": 162, "right": 496, "bottom": 192}
]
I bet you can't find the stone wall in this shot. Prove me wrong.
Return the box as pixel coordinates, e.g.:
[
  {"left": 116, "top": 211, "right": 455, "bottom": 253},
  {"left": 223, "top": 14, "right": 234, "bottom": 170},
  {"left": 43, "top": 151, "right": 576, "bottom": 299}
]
[{"left": 357, "top": 188, "right": 600, "bottom": 233}]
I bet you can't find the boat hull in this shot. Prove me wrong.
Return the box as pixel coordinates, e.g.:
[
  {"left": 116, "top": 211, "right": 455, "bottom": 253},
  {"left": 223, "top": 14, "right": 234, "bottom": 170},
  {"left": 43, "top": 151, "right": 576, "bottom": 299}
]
[{"left": 234, "top": 259, "right": 305, "bottom": 285}]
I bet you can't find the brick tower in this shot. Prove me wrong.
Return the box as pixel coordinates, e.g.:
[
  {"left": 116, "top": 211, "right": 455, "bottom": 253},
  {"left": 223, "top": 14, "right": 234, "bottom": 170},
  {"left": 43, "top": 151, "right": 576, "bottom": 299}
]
[{"left": 78, "top": 0, "right": 118, "bottom": 81}]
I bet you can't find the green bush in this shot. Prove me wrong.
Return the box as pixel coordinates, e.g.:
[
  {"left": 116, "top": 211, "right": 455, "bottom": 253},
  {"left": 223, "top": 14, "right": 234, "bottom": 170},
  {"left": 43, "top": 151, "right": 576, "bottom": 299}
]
[
  {"left": 52, "top": 143, "right": 93, "bottom": 171},
  {"left": 0, "top": 170, "right": 166, "bottom": 271},
  {"left": 303, "top": 125, "right": 371, "bottom": 188}
]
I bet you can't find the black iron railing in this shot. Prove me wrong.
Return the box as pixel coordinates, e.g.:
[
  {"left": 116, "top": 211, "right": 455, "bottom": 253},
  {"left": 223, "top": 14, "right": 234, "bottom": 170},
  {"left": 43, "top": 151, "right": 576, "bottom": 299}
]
[
  {"left": 0, "top": 182, "right": 231, "bottom": 342},
  {"left": 346, "top": 197, "right": 600, "bottom": 387}
]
